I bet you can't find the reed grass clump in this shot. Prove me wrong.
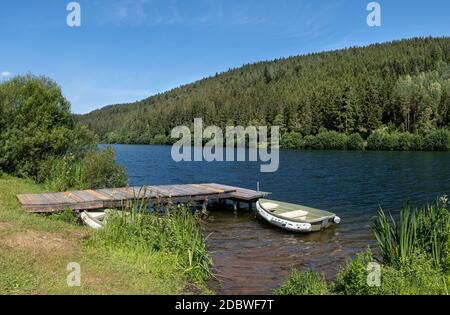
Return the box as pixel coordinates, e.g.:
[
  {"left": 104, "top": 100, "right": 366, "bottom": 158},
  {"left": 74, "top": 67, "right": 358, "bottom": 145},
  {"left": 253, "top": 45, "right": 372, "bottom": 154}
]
[
  {"left": 91, "top": 193, "right": 212, "bottom": 284},
  {"left": 373, "top": 198, "right": 450, "bottom": 270}
]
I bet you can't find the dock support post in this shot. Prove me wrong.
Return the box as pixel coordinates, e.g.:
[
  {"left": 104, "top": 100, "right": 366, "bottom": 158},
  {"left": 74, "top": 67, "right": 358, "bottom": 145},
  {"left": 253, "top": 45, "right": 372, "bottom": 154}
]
[
  {"left": 202, "top": 198, "right": 208, "bottom": 212},
  {"left": 233, "top": 201, "right": 240, "bottom": 214},
  {"left": 248, "top": 202, "right": 253, "bottom": 213}
]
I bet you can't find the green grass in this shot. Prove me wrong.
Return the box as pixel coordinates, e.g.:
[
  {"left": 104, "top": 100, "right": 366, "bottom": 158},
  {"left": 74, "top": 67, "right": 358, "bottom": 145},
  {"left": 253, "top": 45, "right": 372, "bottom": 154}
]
[
  {"left": 274, "top": 270, "right": 329, "bottom": 295},
  {"left": 0, "top": 174, "right": 210, "bottom": 294},
  {"left": 89, "top": 196, "right": 213, "bottom": 284}
]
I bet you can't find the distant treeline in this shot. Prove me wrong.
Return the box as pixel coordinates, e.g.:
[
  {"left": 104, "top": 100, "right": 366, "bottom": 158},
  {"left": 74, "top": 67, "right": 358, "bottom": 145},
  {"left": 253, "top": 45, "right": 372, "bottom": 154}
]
[
  {"left": 77, "top": 37, "right": 450, "bottom": 151},
  {"left": 281, "top": 129, "right": 450, "bottom": 151}
]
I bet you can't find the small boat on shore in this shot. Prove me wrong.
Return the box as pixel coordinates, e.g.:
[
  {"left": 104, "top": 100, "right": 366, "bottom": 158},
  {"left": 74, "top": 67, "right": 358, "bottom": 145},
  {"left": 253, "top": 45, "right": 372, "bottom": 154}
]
[
  {"left": 80, "top": 211, "right": 107, "bottom": 229},
  {"left": 256, "top": 199, "right": 340, "bottom": 233}
]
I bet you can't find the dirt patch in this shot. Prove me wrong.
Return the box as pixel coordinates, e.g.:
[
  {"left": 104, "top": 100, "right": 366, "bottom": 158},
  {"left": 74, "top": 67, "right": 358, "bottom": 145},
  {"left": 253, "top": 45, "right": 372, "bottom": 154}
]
[
  {"left": 3, "top": 230, "right": 75, "bottom": 252},
  {"left": 0, "top": 222, "right": 14, "bottom": 232},
  {"left": 70, "top": 230, "right": 91, "bottom": 240}
]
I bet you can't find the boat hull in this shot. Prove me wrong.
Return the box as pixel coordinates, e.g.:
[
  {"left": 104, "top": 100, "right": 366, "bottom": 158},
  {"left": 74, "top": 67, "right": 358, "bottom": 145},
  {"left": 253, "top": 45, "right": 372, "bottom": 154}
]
[{"left": 256, "top": 200, "right": 339, "bottom": 233}]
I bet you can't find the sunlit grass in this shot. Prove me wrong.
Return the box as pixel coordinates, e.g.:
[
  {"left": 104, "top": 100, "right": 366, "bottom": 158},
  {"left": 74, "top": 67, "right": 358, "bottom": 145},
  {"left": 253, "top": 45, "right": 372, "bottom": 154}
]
[{"left": 90, "top": 193, "right": 213, "bottom": 284}]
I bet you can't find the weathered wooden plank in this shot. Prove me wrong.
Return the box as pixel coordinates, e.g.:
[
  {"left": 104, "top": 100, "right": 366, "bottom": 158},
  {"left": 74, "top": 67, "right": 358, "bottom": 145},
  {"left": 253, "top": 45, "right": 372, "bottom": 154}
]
[
  {"left": 86, "top": 189, "right": 111, "bottom": 201},
  {"left": 16, "top": 183, "right": 269, "bottom": 213}
]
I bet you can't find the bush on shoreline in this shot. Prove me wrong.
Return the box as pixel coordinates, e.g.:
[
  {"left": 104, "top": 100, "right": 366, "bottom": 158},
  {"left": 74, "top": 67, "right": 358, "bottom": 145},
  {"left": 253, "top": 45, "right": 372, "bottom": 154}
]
[
  {"left": 279, "top": 128, "right": 450, "bottom": 152},
  {"left": 0, "top": 75, "right": 126, "bottom": 191}
]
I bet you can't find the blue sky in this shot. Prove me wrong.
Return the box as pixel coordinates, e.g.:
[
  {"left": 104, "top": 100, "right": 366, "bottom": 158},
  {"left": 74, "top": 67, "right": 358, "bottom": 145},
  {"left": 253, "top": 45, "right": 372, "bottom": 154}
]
[{"left": 0, "top": 0, "right": 449, "bottom": 114}]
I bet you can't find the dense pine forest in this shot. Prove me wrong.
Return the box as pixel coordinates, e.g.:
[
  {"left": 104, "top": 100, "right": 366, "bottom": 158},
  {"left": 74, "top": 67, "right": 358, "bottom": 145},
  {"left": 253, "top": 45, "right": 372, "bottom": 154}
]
[{"left": 77, "top": 37, "right": 450, "bottom": 150}]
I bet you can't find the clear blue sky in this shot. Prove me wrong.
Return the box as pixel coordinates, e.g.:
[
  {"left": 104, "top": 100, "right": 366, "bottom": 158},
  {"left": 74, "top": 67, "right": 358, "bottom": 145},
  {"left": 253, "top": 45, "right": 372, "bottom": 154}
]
[{"left": 0, "top": 0, "right": 449, "bottom": 114}]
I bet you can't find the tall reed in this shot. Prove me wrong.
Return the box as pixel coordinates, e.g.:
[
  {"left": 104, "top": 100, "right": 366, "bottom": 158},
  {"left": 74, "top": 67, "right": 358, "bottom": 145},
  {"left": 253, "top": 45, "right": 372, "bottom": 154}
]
[{"left": 373, "top": 199, "right": 449, "bottom": 270}]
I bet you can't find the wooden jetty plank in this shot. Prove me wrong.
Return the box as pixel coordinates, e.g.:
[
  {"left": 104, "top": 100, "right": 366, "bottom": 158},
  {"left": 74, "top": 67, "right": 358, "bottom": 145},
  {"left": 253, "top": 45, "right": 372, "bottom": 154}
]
[
  {"left": 86, "top": 189, "right": 111, "bottom": 201},
  {"left": 204, "top": 183, "right": 269, "bottom": 201},
  {"left": 16, "top": 183, "right": 269, "bottom": 213}
]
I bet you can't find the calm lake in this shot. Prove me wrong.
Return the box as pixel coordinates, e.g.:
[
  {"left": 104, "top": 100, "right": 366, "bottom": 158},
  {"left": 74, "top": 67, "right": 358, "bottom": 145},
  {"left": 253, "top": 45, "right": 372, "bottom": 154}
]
[{"left": 109, "top": 144, "right": 450, "bottom": 294}]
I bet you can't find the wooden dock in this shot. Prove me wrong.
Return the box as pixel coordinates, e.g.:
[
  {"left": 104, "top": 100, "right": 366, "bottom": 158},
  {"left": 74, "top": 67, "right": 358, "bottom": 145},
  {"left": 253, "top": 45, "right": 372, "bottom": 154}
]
[{"left": 16, "top": 183, "right": 270, "bottom": 213}]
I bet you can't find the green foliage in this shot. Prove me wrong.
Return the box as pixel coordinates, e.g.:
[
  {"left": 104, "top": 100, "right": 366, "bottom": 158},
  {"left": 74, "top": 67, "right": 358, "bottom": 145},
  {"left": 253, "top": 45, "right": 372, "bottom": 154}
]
[
  {"left": 373, "top": 200, "right": 450, "bottom": 270},
  {"left": 80, "top": 147, "right": 127, "bottom": 189},
  {"left": 92, "top": 198, "right": 212, "bottom": 283},
  {"left": 151, "top": 134, "right": 171, "bottom": 145},
  {"left": 347, "top": 133, "right": 365, "bottom": 151},
  {"left": 37, "top": 147, "right": 127, "bottom": 192},
  {"left": 397, "top": 132, "right": 424, "bottom": 150},
  {"left": 280, "top": 132, "right": 302, "bottom": 150},
  {"left": 367, "top": 129, "right": 433, "bottom": 151},
  {"left": 331, "top": 249, "right": 379, "bottom": 295},
  {"left": 47, "top": 209, "right": 79, "bottom": 225},
  {"left": 77, "top": 38, "right": 450, "bottom": 150},
  {"left": 415, "top": 199, "right": 450, "bottom": 271},
  {"left": 37, "top": 154, "right": 84, "bottom": 191},
  {"left": 331, "top": 250, "right": 449, "bottom": 295},
  {"left": 423, "top": 129, "right": 450, "bottom": 151},
  {"left": 302, "top": 131, "right": 348, "bottom": 150},
  {"left": 367, "top": 129, "right": 401, "bottom": 151},
  {"left": 316, "top": 131, "right": 348, "bottom": 150},
  {"left": 374, "top": 206, "right": 418, "bottom": 266},
  {"left": 367, "top": 130, "right": 388, "bottom": 150},
  {"left": 0, "top": 75, "right": 95, "bottom": 177},
  {"left": 303, "top": 135, "right": 323, "bottom": 150},
  {"left": 0, "top": 75, "right": 127, "bottom": 191},
  {"left": 274, "top": 270, "right": 329, "bottom": 295},
  {"left": 379, "top": 251, "right": 449, "bottom": 295}
]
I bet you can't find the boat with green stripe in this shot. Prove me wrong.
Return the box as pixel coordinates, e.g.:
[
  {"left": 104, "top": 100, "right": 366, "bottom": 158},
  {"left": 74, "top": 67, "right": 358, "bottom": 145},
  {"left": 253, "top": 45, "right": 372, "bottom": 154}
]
[{"left": 256, "top": 199, "right": 341, "bottom": 233}]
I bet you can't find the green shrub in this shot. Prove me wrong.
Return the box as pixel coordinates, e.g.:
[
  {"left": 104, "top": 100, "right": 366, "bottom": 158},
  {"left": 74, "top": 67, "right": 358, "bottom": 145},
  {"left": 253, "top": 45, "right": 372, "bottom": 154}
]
[
  {"left": 281, "top": 132, "right": 302, "bottom": 150},
  {"left": 303, "top": 135, "right": 323, "bottom": 150},
  {"left": 151, "top": 134, "right": 170, "bottom": 145},
  {"left": 331, "top": 249, "right": 379, "bottom": 295},
  {"left": 368, "top": 130, "right": 429, "bottom": 151},
  {"left": 38, "top": 147, "right": 127, "bottom": 191},
  {"left": 80, "top": 147, "right": 127, "bottom": 189},
  {"left": 397, "top": 132, "right": 423, "bottom": 151},
  {"left": 384, "top": 132, "right": 400, "bottom": 150},
  {"left": 415, "top": 201, "right": 450, "bottom": 271},
  {"left": 0, "top": 75, "right": 95, "bottom": 177},
  {"left": 316, "top": 131, "right": 348, "bottom": 150},
  {"left": 274, "top": 270, "right": 329, "bottom": 295},
  {"left": 380, "top": 251, "right": 449, "bottom": 295},
  {"left": 423, "top": 130, "right": 450, "bottom": 151},
  {"left": 303, "top": 131, "right": 348, "bottom": 150},
  {"left": 0, "top": 75, "right": 126, "bottom": 191},
  {"left": 367, "top": 130, "right": 387, "bottom": 150},
  {"left": 38, "top": 155, "right": 84, "bottom": 191},
  {"left": 347, "top": 133, "right": 365, "bottom": 151}
]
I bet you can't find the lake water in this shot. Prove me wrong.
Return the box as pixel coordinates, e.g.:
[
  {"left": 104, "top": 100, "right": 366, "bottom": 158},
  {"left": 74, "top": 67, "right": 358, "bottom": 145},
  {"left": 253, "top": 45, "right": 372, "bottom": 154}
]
[{"left": 109, "top": 144, "right": 450, "bottom": 294}]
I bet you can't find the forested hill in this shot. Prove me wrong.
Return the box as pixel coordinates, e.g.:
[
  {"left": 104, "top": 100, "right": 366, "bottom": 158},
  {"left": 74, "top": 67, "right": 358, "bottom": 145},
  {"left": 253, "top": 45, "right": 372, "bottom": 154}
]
[{"left": 77, "top": 37, "right": 450, "bottom": 145}]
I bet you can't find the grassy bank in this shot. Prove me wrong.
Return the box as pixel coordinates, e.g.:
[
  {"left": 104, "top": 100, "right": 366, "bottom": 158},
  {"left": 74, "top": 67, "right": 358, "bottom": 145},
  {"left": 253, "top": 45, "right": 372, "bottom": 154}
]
[{"left": 0, "top": 174, "right": 210, "bottom": 294}]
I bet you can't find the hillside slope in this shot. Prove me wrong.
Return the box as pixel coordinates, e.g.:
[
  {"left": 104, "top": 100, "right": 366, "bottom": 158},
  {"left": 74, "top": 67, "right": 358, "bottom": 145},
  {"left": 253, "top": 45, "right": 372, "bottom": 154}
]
[{"left": 77, "top": 37, "right": 450, "bottom": 144}]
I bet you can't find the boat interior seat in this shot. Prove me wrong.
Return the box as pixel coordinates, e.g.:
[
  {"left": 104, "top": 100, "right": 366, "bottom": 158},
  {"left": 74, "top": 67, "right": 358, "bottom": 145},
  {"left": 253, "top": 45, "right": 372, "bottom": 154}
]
[
  {"left": 279, "top": 210, "right": 309, "bottom": 220},
  {"left": 261, "top": 202, "right": 279, "bottom": 211}
]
